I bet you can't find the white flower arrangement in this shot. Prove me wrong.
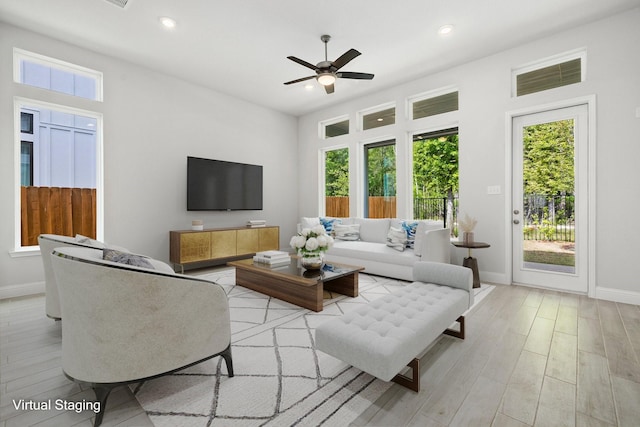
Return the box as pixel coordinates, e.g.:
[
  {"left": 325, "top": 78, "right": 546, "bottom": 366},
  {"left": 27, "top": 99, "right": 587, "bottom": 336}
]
[
  {"left": 459, "top": 213, "right": 478, "bottom": 233},
  {"left": 290, "top": 225, "right": 335, "bottom": 255}
]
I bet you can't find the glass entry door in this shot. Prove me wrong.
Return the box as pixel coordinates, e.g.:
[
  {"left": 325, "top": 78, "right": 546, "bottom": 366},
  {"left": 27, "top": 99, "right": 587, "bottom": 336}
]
[{"left": 512, "top": 105, "right": 588, "bottom": 293}]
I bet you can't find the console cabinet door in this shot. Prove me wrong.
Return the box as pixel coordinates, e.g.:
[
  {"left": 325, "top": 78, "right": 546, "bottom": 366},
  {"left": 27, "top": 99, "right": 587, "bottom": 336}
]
[
  {"left": 179, "top": 232, "right": 212, "bottom": 263},
  {"left": 236, "top": 229, "right": 259, "bottom": 255},
  {"left": 210, "top": 230, "right": 237, "bottom": 258},
  {"left": 259, "top": 227, "right": 279, "bottom": 251}
]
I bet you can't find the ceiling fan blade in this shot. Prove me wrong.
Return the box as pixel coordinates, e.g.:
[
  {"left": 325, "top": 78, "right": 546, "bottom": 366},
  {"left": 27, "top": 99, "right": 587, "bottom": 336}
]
[
  {"left": 284, "top": 75, "right": 316, "bottom": 85},
  {"left": 332, "top": 49, "right": 361, "bottom": 70},
  {"left": 337, "top": 71, "right": 375, "bottom": 80},
  {"left": 324, "top": 83, "right": 335, "bottom": 94},
  {"left": 287, "top": 56, "right": 318, "bottom": 71}
]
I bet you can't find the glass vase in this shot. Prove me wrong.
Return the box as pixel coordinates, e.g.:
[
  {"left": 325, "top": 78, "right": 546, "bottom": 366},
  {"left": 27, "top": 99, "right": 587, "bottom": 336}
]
[{"left": 300, "top": 252, "right": 324, "bottom": 270}]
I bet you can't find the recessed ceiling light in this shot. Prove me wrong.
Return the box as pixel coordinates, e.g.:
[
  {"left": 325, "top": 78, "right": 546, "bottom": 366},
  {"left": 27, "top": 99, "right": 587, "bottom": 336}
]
[
  {"left": 159, "top": 16, "right": 177, "bottom": 29},
  {"left": 304, "top": 84, "right": 314, "bottom": 90},
  {"left": 438, "top": 24, "right": 454, "bottom": 36}
]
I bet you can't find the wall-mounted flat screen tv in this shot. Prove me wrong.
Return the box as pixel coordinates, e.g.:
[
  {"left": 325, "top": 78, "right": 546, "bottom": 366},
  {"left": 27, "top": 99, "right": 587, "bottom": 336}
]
[{"left": 187, "top": 156, "right": 263, "bottom": 211}]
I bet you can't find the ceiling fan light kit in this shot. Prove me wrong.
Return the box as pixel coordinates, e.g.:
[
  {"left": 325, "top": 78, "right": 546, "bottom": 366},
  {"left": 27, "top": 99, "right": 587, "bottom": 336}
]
[
  {"left": 284, "top": 34, "right": 374, "bottom": 94},
  {"left": 317, "top": 73, "right": 336, "bottom": 86}
]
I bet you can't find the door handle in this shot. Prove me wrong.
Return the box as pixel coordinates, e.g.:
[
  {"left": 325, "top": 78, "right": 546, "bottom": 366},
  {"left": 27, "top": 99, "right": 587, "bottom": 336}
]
[{"left": 513, "top": 220, "right": 520, "bottom": 224}]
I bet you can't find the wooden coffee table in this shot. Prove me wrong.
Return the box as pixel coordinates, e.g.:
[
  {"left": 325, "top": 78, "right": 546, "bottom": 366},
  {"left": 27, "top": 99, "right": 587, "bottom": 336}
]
[{"left": 227, "top": 258, "right": 364, "bottom": 312}]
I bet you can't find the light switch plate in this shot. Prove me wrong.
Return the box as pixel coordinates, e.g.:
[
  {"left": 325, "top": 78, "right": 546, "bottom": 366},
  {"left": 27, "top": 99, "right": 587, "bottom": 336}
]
[{"left": 487, "top": 185, "right": 501, "bottom": 195}]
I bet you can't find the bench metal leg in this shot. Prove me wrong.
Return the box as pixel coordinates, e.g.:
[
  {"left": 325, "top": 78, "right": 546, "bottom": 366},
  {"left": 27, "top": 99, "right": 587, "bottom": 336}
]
[
  {"left": 443, "top": 315, "right": 465, "bottom": 339},
  {"left": 391, "top": 316, "right": 466, "bottom": 393},
  {"left": 392, "top": 358, "right": 420, "bottom": 392}
]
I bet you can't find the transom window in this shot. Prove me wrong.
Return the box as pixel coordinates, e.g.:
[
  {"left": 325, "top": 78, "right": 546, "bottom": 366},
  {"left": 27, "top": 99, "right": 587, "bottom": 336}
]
[
  {"left": 14, "top": 48, "right": 103, "bottom": 101},
  {"left": 362, "top": 106, "right": 395, "bottom": 131},
  {"left": 513, "top": 50, "right": 585, "bottom": 97},
  {"left": 412, "top": 91, "right": 459, "bottom": 120},
  {"left": 321, "top": 116, "right": 350, "bottom": 139}
]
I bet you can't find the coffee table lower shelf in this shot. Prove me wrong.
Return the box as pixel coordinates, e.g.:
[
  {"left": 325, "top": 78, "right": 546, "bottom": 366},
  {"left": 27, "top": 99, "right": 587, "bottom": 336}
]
[{"left": 228, "top": 259, "right": 363, "bottom": 312}]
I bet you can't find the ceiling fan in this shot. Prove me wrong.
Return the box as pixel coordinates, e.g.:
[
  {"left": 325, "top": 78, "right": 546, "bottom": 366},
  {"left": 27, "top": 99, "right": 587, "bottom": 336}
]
[{"left": 284, "top": 35, "right": 374, "bottom": 94}]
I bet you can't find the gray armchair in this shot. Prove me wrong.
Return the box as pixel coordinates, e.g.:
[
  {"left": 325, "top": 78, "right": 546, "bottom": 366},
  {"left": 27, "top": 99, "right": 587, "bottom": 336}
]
[
  {"left": 39, "top": 234, "right": 106, "bottom": 319},
  {"left": 50, "top": 246, "right": 233, "bottom": 426}
]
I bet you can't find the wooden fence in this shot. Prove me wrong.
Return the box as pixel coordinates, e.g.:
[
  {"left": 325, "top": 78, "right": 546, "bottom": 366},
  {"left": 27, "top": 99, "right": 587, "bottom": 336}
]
[
  {"left": 325, "top": 196, "right": 397, "bottom": 218},
  {"left": 325, "top": 197, "right": 350, "bottom": 217},
  {"left": 21, "top": 186, "right": 96, "bottom": 246}
]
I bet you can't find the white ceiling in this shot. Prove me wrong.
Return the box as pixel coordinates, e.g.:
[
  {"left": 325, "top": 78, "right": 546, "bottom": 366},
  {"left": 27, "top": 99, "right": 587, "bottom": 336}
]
[{"left": 1, "top": 0, "right": 639, "bottom": 116}]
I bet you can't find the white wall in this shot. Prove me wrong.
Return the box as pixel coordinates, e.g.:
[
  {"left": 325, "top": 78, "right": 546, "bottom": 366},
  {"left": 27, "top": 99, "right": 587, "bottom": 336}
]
[
  {"left": 0, "top": 23, "right": 299, "bottom": 298},
  {"left": 297, "top": 9, "right": 640, "bottom": 303}
]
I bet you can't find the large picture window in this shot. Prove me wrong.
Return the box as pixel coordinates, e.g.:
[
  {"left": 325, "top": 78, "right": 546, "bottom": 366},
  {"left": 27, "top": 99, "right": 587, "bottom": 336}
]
[
  {"left": 323, "top": 147, "right": 349, "bottom": 217},
  {"left": 364, "top": 140, "right": 396, "bottom": 218},
  {"left": 17, "top": 102, "right": 100, "bottom": 246},
  {"left": 412, "top": 128, "right": 459, "bottom": 233}
]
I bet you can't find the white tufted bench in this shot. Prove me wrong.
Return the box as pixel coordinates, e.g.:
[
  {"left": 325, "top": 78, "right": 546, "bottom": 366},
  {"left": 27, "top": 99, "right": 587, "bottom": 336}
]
[{"left": 315, "top": 261, "right": 473, "bottom": 391}]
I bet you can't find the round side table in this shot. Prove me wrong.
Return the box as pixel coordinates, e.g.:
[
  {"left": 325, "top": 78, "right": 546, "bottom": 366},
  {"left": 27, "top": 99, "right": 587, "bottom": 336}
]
[{"left": 451, "top": 241, "right": 490, "bottom": 288}]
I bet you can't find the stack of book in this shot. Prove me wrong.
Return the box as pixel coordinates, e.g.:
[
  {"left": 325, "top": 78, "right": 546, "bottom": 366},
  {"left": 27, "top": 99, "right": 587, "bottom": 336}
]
[
  {"left": 253, "top": 250, "right": 291, "bottom": 267},
  {"left": 247, "top": 220, "right": 266, "bottom": 228}
]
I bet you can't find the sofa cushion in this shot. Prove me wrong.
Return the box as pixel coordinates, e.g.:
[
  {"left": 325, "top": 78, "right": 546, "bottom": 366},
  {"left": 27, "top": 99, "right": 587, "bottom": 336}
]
[
  {"left": 386, "top": 227, "right": 407, "bottom": 251},
  {"left": 353, "top": 218, "right": 390, "bottom": 243},
  {"left": 334, "top": 224, "right": 360, "bottom": 241},
  {"left": 328, "top": 241, "right": 417, "bottom": 267}
]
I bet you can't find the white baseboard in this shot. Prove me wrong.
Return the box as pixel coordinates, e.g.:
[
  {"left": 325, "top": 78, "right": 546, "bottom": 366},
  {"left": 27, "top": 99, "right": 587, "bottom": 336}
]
[
  {"left": 0, "top": 282, "right": 45, "bottom": 300},
  {"left": 595, "top": 286, "right": 640, "bottom": 305},
  {"left": 479, "top": 271, "right": 510, "bottom": 285}
]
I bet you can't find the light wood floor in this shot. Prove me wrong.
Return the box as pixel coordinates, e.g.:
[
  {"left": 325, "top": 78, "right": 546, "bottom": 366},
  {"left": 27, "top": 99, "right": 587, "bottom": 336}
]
[{"left": 1, "top": 284, "right": 639, "bottom": 426}]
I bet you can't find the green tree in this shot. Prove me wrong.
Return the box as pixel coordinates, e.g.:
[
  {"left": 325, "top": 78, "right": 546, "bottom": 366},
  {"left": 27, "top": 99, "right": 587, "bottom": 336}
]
[
  {"left": 413, "top": 135, "right": 459, "bottom": 199},
  {"left": 523, "top": 120, "right": 574, "bottom": 195},
  {"left": 325, "top": 148, "right": 349, "bottom": 196}
]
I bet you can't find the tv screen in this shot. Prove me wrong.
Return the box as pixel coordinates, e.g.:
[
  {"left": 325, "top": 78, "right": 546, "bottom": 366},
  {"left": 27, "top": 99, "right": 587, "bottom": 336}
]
[{"left": 187, "top": 156, "right": 263, "bottom": 211}]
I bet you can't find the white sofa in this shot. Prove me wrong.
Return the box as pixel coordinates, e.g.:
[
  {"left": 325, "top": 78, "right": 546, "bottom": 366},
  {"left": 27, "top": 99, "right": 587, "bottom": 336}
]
[{"left": 300, "top": 217, "right": 451, "bottom": 281}]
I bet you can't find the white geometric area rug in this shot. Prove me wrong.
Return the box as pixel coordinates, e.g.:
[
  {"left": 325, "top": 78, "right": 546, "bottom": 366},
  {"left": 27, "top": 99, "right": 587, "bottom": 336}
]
[{"left": 132, "top": 270, "right": 494, "bottom": 427}]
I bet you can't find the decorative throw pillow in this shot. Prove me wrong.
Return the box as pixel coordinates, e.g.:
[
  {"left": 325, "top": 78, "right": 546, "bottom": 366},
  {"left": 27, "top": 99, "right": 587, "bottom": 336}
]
[
  {"left": 401, "top": 221, "right": 419, "bottom": 249},
  {"left": 386, "top": 227, "right": 407, "bottom": 252},
  {"left": 300, "top": 217, "right": 321, "bottom": 230},
  {"left": 320, "top": 217, "right": 342, "bottom": 234},
  {"left": 75, "top": 234, "right": 105, "bottom": 248},
  {"left": 103, "top": 248, "right": 154, "bottom": 269},
  {"left": 334, "top": 224, "right": 361, "bottom": 241}
]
